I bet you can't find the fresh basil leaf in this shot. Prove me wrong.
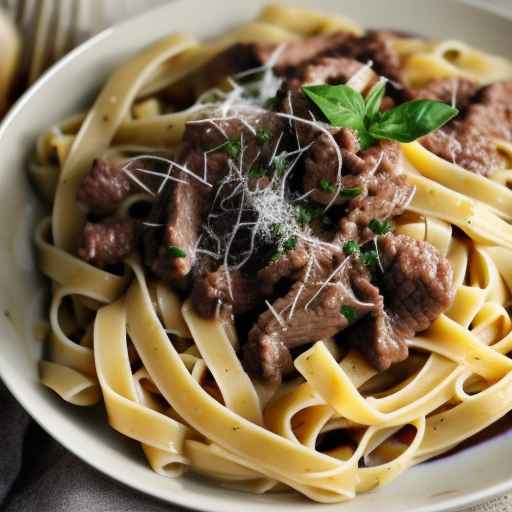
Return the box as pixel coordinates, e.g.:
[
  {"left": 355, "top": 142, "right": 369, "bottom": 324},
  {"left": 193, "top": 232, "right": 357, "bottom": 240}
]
[
  {"left": 357, "top": 130, "right": 377, "bottom": 150},
  {"left": 368, "top": 99, "right": 459, "bottom": 143},
  {"left": 303, "top": 84, "right": 366, "bottom": 130},
  {"left": 365, "top": 80, "right": 386, "bottom": 121}
]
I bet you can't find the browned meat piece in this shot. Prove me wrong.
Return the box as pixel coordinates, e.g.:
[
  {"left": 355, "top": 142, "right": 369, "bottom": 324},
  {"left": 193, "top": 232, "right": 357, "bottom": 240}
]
[
  {"left": 78, "top": 218, "right": 137, "bottom": 267},
  {"left": 243, "top": 230, "right": 455, "bottom": 380},
  {"left": 244, "top": 257, "right": 374, "bottom": 382},
  {"left": 377, "top": 233, "right": 455, "bottom": 338},
  {"left": 192, "top": 44, "right": 261, "bottom": 93},
  {"left": 339, "top": 172, "right": 412, "bottom": 243},
  {"left": 257, "top": 32, "right": 356, "bottom": 76},
  {"left": 242, "top": 334, "right": 294, "bottom": 383},
  {"left": 145, "top": 112, "right": 286, "bottom": 288},
  {"left": 191, "top": 267, "right": 264, "bottom": 317},
  {"left": 145, "top": 152, "right": 227, "bottom": 287},
  {"left": 257, "top": 246, "right": 309, "bottom": 294},
  {"left": 404, "top": 78, "right": 478, "bottom": 109},
  {"left": 297, "top": 56, "right": 376, "bottom": 87},
  {"left": 333, "top": 31, "right": 403, "bottom": 82},
  {"left": 191, "top": 33, "right": 356, "bottom": 95},
  {"left": 77, "top": 159, "right": 131, "bottom": 215},
  {"left": 421, "top": 81, "right": 512, "bottom": 176},
  {"left": 184, "top": 112, "right": 286, "bottom": 169},
  {"left": 303, "top": 129, "right": 361, "bottom": 205},
  {"left": 346, "top": 274, "right": 408, "bottom": 371}
]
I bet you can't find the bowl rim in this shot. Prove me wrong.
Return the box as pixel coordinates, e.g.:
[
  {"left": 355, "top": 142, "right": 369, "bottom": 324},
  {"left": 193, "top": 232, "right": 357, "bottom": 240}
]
[{"left": 1, "top": 1, "right": 512, "bottom": 511}]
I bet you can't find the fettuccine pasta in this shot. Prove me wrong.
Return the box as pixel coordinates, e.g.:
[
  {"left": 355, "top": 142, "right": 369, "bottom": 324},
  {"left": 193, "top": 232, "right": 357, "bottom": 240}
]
[{"left": 31, "top": 4, "right": 512, "bottom": 504}]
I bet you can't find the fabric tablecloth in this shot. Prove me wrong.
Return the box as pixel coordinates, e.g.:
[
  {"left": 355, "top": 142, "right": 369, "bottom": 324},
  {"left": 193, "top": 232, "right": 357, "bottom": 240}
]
[{"left": 1, "top": 1, "right": 512, "bottom": 511}]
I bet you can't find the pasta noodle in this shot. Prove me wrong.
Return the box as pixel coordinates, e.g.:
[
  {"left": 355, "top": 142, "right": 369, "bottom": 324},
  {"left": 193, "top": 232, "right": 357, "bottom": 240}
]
[{"left": 32, "top": 4, "right": 512, "bottom": 504}]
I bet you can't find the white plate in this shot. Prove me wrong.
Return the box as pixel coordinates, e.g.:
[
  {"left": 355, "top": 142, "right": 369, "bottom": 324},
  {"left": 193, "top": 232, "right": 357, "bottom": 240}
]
[{"left": 1, "top": 1, "right": 512, "bottom": 511}]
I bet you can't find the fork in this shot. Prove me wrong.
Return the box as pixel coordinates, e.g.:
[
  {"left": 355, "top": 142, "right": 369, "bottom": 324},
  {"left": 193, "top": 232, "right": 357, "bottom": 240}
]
[{"left": 0, "top": 0, "right": 108, "bottom": 90}]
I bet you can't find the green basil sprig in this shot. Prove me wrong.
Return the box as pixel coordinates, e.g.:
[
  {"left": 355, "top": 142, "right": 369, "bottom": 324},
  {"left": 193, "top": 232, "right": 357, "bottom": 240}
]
[{"left": 302, "top": 81, "right": 458, "bottom": 149}]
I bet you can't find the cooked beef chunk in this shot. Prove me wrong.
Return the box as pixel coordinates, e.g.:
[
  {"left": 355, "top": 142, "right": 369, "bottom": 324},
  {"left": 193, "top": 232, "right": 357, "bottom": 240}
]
[
  {"left": 257, "top": 32, "right": 356, "bottom": 76},
  {"left": 77, "top": 159, "right": 131, "bottom": 215},
  {"left": 346, "top": 273, "right": 408, "bottom": 371},
  {"left": 331, "top": 31, "right": 403, "bottom": 82},
  {"left": 257, "top": 246, "right": 310, "bottom": 293},
  {"left": 145, "top": 112, "right": 286, "bottom": 287},
  {"left": 244, "top": 231, "right": 454, "bottom": 381},
  {"left": 242, "top": 333, "right": 294, "bottom": 383},
  {"left": 303, "top": 129, "right": 361, "bottom": 205},
  {"left": 184, "top": 112, "right": 286, "bottom": 168},
  {"left": 144, "top": 152, "right": 226, "bottom": 287},
  {"left": 191, "top": 267, "right": 263, "bottom": 317},
  {"left": 192, "top": 33, "right": 356, "bottom": 94},
  {"left": 377, "top": 233, "right": 455, "bottom": 338},
  {"left": 339, "top": 171, "right": 412, "bottom": 243},
  {"left": 404, "top": 78, "right": 478, "bottom": 109},
  {"left": 295, "top": 56, "right": 376, "bottom": 87},
  {"left": 243, "top": 254, "right": 374, "bottom": 382},
  {"left": 421, "top": 81, "right": 512, "bottom": 176},
  {"left": 302, "top": 133, "right": 410, "bottom": 241},
  {"left": 78, "top": 218, "right": 137, "bottom": 267}
]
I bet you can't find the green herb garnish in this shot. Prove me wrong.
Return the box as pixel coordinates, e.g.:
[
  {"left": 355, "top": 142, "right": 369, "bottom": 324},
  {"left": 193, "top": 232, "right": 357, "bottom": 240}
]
[
  {"left": 274, "top": 155, "right": 286, "bottom": 176},
  {"left": 264, "top": 96, "right": 278, "bottom": 109},
  {"left": 167, "top": 245, "right": 187, "bottom": 258},
  {"left": 294, "top": 205, "right": 323, "bottom": 226},
  {"left": 340, "top": 305, "right": 356, "bottom": 323},
  {"left": 360, "top": 249, "right": 378, "bottom": 267},
  {"left": 283, "top": 236, "right": 298, "bottom": 252},
  {"left": 256, "top": 129, "right": 271, "bottom": 144},
  {"left": 220, "top": 139, "right": 240, "bottom": 159},
  {"left": 369, "top": 218, "right": 393, "bottom": 235},
  {"left": 302, "top": 82, "right": 459, "bottom": 150},
  {"left": 319, "top": 178, "right": 337, "bottom": 193},
  {"left": 271, "top": 223, "right": 284, "bottom": 236},
  {"left": 340, "top": 186, "right": 362, "bottom": 198},
  {"left": 248, "top": 166, "right": 266, "bottom": 178},
  {"left": 343, "top": 240, "right": 359, "bottom": 255},
  {"left": 270, "top": 250, "right": 281, "bottom": 263}
]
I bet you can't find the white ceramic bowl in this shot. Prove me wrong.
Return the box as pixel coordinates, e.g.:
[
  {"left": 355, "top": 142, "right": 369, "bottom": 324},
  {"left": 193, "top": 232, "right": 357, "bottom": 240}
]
[{"left": 1, "top": 1, "right": 512, "bottom": 511}]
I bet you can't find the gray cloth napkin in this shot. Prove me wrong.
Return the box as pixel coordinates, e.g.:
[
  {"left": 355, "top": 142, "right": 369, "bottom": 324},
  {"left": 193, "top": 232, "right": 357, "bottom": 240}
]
[
  {"left": 2, "top": 1, "right": 512, "bottom": 511},
  {"left": 0, "top": 382, "right": 173, "bottom": 512}
]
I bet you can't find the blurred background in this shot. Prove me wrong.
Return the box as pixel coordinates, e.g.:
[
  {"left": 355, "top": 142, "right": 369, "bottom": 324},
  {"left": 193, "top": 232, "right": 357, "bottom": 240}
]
[{"left": 0, "top": 0, "right": 508, "bottom": 116}]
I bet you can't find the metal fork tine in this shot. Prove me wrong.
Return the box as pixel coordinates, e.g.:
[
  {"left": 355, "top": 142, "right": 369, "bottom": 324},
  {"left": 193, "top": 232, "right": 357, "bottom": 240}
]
[
  {"left": 51, "top": 0, "right": 65, "bottom": 62},
  {"left": 15, "top": 0, "right": 27, "bottom": 26},
  {"left": 66, "top": 0, "right": 81, "bottom": 54},
  {"left": 27, "top": 0, "right": 54, "bottom": 85}
]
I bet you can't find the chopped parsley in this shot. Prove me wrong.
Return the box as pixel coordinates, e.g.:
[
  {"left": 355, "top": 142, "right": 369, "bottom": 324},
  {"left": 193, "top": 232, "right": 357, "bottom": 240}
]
[
  {"left": 369, "top": 218, "right": 393, "bottom": 235},
  {"left": 343, "top": 240, "right": 359, "bottom": 255},
  {"left": 340, "top": 186, "right": 362, "bottom": 198},
  {"left": 167, "top": 245, "right": 187, "bottom": 258},
  {"left": 256, "top": 129, "right": 271, "bottom": 144},
  {"left": 340, "top": 305, "right": 356, "bottom": 323},
  {"left": 270, "top": 250, "right": 281, "bottom": 263},
  {"left": 220, "top": 139, "right": 240, "bottom": 159},
  {"left": 248, "top": 166, "right": 266, "bottom": 178},
  {"left": 274, "top": 155, "right": 286, "bottom": 176},
  {"left": 360, "top": 249, "right": 378, "bottom": 267},
  {"left": 283, "top": 236, "right": 298, "bottom": 251},
  {"left": 271, "top": 223, "right": 284, "bottom": 236},
  {"left": 319, "top": 178, "right": 337, "bottom": 193},
  {"left": 264, "top": 96, "right": 278, "bottom": 109},
  {"left": 294, "top": 205, "right": 323, "bottom": 226}
]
